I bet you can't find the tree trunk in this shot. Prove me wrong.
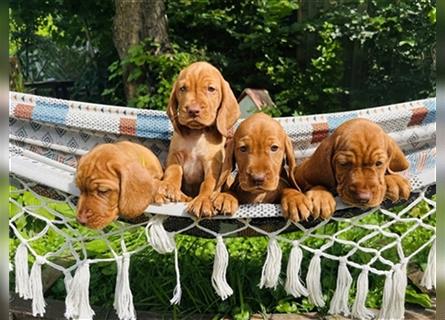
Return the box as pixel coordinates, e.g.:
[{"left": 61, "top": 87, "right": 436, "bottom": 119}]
[{"left": 112, "top": 0, "right": 170, "bottom": 102}]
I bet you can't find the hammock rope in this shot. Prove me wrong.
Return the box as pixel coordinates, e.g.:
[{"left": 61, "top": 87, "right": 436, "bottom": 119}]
[{"left": 9, "top": 92, "right": 436, "bottom": 319}]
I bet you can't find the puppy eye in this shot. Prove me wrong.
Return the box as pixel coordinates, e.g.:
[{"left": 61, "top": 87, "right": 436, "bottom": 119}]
[
  {"left": 97, "top": 189, "right": 110, "bottom": 196},
  {"left": 179, "top": 86, "right": 187, "bottom": 93},
  {"left": 339, "top": 162, "right": 351, "bottom": 168},
  {"left": 270, "top": 145, "right": 279, "bottom": 152},
  {"left": 239, "top": 146, "right": 248, "bottom": 153},
  {"left": 375, "top": 161, "right": 384, "bottom": 167},
  {"left": 208, "top": 85, "right": 216, "bottom": 93}
]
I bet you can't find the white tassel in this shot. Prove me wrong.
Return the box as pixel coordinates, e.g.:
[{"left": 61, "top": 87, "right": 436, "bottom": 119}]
[
  {"left": 390, "top": 262, "right": 407, "bottom": 320},
  {"left": 259, "top": 237, "right": 282, "bottom": 289},
  {"left": 351, "top": 267, "right": 375, "bottom": 320},
  {"left": 378, "top": 272, "right": 394, "bottom": 320},
  {"left": 284, "top": 241, "right": 308, "bottom": 298},
  {"left": 114, "top": 253, "right": 136, "bottom": 320},
  {"left": 15, "top": 243, "right": 31, "bottom": 299},
  {"left": 306, "top": 251, "right": 324, "bottom": 307},
  {"left": 30, "top": 256, "right": 46, "bottom": 317},
  {"left": 170, "top": 247, "right": 182, "bottom": 305},
  {"left": 211, "top": 236, "right": 233, "bottom": 300},
  {"left": 64, "top": 261, "right": 95, "bottom": 320},
  {"left": 64, "top": 271, "right": 73, "bottom": 294},
  {"left": 421, "top": 240, "right": 436, "bottom": 290},
  {"left": 148, "top": 215, "right": 175, "bottom": 254},
  {"left": 328, "top": 258, "right": 352, "bottom": 316}
]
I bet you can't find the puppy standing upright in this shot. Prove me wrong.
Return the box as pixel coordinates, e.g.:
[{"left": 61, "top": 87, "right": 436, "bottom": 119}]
[
  {"left": 155, "top": 61, "right": 240, "bottom": 217},
  {"left": 76, "top": 141, "right": 163, "bottom": 229},
  {"left": 294, "top": 118, "right": 411, "bottom": 218},
  {"left": 213, "top": 113, "right": 312, "bottom": 222}
]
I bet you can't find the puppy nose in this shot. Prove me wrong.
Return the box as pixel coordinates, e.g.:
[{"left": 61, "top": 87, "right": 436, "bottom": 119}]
[
  {"left": 355, "top": 190, "right": 372, "bottom": 203},
  {"left": 251, "top": 174, "right": 266, "bottom": 185},
  {"left": 76, "top": 209, "right": 91, "bottom": 225},
  {"left": 187, "top": 105, "right": 200, "bottom": 117}
]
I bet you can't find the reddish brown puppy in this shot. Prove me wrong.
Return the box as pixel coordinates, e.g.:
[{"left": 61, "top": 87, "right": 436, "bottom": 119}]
[
  {"left": 76, "top": 141, "right": 163, "bottom": 229},
  {"left": 294, "top": 118, "right": 411, "bottom": 219},
  {"left": 155, "top": 61, "right": 240, "bottom": 217},
  {"left": 213, "top": 113, "right": 312, "bottom": 222}
]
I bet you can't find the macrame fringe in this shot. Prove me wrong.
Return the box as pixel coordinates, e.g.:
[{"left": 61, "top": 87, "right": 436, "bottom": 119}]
[
  {"left": 284, "top": 241, "right": 308, "bottom": 298},
  {"left": 351, "top": 267, "right": 375, "bottom": 320},
  {"left": 64, "top": 271, "right": 73, "bottom": 294},
  {"left": 306, "top": 251, "right": 324, "bottom": 307},
  {"left": 148, "top": 215, "right": 176, "bottom": 254},
  {"left": 211, "top": 236, "right": 233, "bottom": 300},
  {"left": 390, "top": 262, "right": 407, "bottom": 319},
  {"left": 30, "top": 256, "right": 46, "bottom": 317},
  {"left": 259, "top": 236, "right": 282, "bottom": 289},
  {"left": 421, "top": 240, "right": 436, "bottom": 290},
  {"left": 114, "top": 253, "right": 136, "bottom": 320},
  {"left": 328, "top": 258, "right": 352, "bottom": 316},
  {"left": 378, "top": 272, "right": 394, "bottom": 320},
  {"left": 170, "top": 247, "right": 182, "bottom": 305},
  {"left": 64, "top": 261, "right": 95, "bottom": 320},
  {"left": 378, "top": 262, "right": 407, "bottom": 320},
  {"left": 15, "top": 242, "right": 31, "bottom": 299}
]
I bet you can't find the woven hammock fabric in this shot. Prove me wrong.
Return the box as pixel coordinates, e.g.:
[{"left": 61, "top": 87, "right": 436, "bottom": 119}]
[
  {"left": 9, "top": 92, "right": 436, "bottom": 320},
  {"left": 9, "top": 92, "right": 436, "bottom": 218}
]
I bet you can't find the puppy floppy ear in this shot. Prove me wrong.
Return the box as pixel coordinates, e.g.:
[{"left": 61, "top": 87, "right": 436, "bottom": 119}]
[
  {"left": 295, "top": 135, "right": 337, "bottom": 191},
  {"left": 216, "top": 80, "right": 240, "bottom": 137},
  {"left": 166, "top": 83, "right": 183, "bottom": 134},
  {"left": 216, "top": 138, "right": 236, "bottom": 191},
  {"left": 118, "top": 162, "right": 155, "bottom": 218},
  {"left": 387, "top": 136, "right": 409, "bottom": 172},
  {"left": 284, "top": 135, "right": 299, "bottom": 190}
]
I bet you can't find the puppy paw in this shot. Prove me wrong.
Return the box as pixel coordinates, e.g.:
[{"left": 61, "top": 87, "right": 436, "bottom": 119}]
[
  {"left": 305, "top": 188, "right": 336, "bottom": 219},
  {"left": 154, "top": 181, "right": 191, "bottom": 204},
  {"left": 281, "top": 189, "right": 313, "bottom": 223},
  {"left": 385, "top": 174, "right": 411, "bottom": 202},
  {"left": 213, "top": 192, "right": 239, "bottom": 216},
  {"left": 187, "top": 195, "right": 215, "bottom": 218}
]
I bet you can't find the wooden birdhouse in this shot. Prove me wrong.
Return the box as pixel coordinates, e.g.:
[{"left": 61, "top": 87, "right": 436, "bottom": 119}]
[{"left": 237, "top": 88, "right": 276, "bottom": 118}]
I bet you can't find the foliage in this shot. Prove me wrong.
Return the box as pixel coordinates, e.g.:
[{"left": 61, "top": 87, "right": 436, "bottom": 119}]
[
  {"left": 10, "top": 188, "right": 435, "bottom": 318},
  {"left": 9, "top": 0, "right": 435, "bottom": 113},
  {"left": 104, "top": 40, "right": 207, "bottom": 109},
  {"left": 9, "top": 0, "right": 116, "bottom": 102}
]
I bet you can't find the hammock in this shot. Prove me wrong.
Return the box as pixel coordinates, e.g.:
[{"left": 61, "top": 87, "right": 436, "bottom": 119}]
[{"left": 9, "top": 91, "right": 436, "bottom": 320}]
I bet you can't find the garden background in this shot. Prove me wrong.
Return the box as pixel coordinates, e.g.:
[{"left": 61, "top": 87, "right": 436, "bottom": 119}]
[{"left": 9, "top": 0, "right": 436, "bottom": 319}]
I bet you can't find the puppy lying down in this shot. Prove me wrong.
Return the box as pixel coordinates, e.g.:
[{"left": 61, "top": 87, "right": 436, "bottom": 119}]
[
  {"left": 294, "top": 118, "right": 411, "bottom": 218},
  {"left": 213, "top": 113, "right": 313, "bottom": 222},
  {"left": 76, "top": 141, "right": 163, "bottom": 229}
]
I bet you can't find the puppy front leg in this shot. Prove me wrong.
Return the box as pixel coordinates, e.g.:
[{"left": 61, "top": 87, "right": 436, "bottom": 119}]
[
  {"left": 155, "top": 157, "right": 191, "bottom": 203},
  {"left": 213, "top": 191, "right": 239, "bottom": 216},
  {"left": 187, "top": 160, "right": 220, "bottom": 217},
  {"left": 281, "top": 188, "right": 313, "bottom": 223},
  {"left": 305, "top": 186, "right": 336, "bottom": 219},
  {"left": 385, "top": 174, "right": 411, "bottom": 202}
]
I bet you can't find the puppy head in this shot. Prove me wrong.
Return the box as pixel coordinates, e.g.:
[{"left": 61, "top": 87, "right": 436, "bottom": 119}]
[
  {"left": 330, "top": 119, "right": 409, "bottom": 207},
  {"left": 222, "top": 113, "right": 296, "bottom": 193},
  {"left": 75, "top": 144, "right": 154, "bottom": 229},
  {"left": 167, "top": 61, "right": 240, "bottom": 136}
]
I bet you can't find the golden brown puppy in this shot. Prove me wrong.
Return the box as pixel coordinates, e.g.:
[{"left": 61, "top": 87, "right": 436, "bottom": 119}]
[
  {"left": 155, "top": 61, "right": 240, "bottom": 217},
  {"left": 76, "top": 141, "right": 163, "bottom": 229},
  {"left": 294, "top": 118, "right": 411, "bottom": 218},
  {"left": 213, "top": 113, "right": 312, "bottom": 222}
]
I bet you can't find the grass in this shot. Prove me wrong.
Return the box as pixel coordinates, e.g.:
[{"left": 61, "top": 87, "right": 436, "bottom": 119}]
[{"left": 9, "top": 185, "right": 435, "bottom": 319}]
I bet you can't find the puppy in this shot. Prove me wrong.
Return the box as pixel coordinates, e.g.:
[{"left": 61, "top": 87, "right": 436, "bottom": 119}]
[
  {"left": 76, "top": 141, "right": 163, "bottom": 229},
  {"left": 294, "top": 118, "right": 411, "bottom": 218},
  {"left": 213, "top": 113, "right": 312, "bottom": 222},
  {"left": 155, "top": 61, "right": 240, "bottom": 217}
]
